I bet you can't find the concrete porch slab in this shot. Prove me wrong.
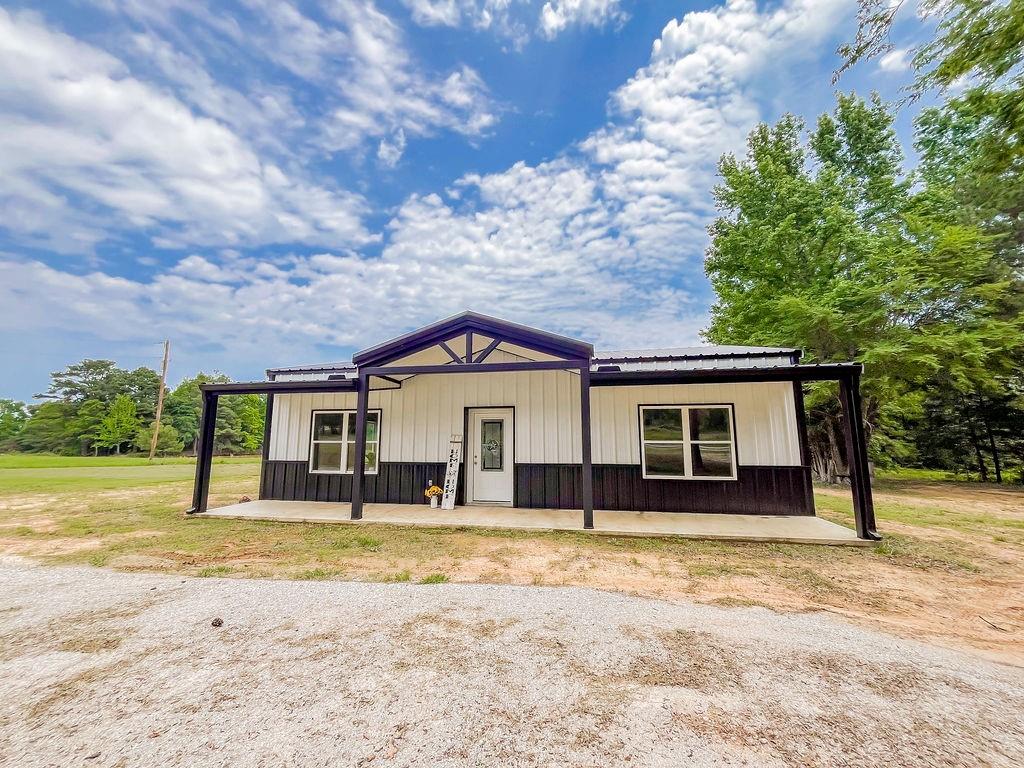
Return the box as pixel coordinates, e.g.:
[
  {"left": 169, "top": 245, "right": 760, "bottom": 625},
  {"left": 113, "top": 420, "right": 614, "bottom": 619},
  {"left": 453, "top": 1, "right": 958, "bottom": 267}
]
[{"left": 195, "top": 500, "right": 869, "bottom": 546}]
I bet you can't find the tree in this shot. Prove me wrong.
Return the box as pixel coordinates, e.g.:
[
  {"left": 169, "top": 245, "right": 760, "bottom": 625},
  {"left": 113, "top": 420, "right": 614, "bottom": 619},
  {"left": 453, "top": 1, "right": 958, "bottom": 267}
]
[
  {"left": 38, "top": 360, "right": 123, "bottom": 403},
  {"left": 133, "top": 420, "right": 184, "bottom": 456},
  {"left": 841, "top": 1, "right": 1024, "bottom": 259},
  {"left": 165, "top": 373, "right": 230, "bottom": 454},
  {"left": 235, "top": 394, "right": 267, "bottom": 453},
  {"left": 16, "top": 402, "right": 78, "bottom": 453},
  {"left": 0, "top": 399, "right": 29, "bottom": 446},
  {"left": 213, "top": 396, "right": 248, "bottom": 455},
  {"left": 69, "top": 399, "right": 107, "bottom": 456},
  {"left": 95, "top": 395, "right": 141, "bottom": 454},
  {"left": 705, "top": 93, "right": 1024, "bottom": 480},
  {"left": 121, "top": 367, "right": 162, "bottom": 422}
]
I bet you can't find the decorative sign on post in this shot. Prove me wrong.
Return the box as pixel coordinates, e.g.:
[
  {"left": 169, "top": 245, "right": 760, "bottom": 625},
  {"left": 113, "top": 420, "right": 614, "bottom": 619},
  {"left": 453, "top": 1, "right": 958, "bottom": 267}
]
[{"left": 441, "top": 434, "right": 462, "bottom": 510}]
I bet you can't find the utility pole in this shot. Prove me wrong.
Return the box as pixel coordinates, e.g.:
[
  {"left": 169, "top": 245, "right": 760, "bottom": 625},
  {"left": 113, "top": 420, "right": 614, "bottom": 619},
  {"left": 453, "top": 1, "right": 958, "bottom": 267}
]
[{"left": 149, "top": 340, "right": 170, "bottom": 460}]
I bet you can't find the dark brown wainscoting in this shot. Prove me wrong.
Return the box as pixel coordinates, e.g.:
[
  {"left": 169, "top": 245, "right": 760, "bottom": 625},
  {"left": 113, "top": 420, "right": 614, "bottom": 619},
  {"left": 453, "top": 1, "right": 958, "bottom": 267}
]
[
  {"left": 515, "top": 464, "right": 815, "bottom": 516},
  {"left": 260, "top": 461, "right": 464, "bottom": 506},
  {"left": 260, "top": 460, "right": 813, "bottom": 516}
]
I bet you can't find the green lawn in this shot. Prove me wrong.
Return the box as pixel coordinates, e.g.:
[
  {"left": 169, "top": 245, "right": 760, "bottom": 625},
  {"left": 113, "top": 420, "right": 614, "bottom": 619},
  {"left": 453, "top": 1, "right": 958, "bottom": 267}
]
[
  {"left": 0, "top": 453, "right": 259, "bottom": 468},
  {"left": 0, "top": 454, "right": 260, "bottom": 493}
]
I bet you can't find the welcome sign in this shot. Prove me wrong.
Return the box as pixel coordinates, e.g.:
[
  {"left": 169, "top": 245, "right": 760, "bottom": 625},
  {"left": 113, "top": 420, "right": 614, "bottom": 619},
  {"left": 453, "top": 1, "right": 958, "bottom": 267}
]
[{"left": 441, "top": 435, "right": 462, "bottom": 510}]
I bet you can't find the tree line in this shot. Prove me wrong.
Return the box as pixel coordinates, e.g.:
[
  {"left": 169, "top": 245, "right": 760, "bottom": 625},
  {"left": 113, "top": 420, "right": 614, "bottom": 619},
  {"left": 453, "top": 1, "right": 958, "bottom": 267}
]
[
  {"left": 0, "top": 360, "right": 265, "bottom": 456},
  {"left": 705, "top": 0, "right": 1024, "bottom": 482}
]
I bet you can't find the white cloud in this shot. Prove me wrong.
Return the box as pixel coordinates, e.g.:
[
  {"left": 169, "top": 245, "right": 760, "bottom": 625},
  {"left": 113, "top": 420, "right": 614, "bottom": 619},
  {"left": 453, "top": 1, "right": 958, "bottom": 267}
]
[
  {"left": 878, "top": 47, "right": 911, "bottom": 73},
  {"left": 0, "top": 8, "right": 372, "bottom": 252},
  {"left": 539, "top": 0, "right": 626, "bottom": 39},
  {"left": 91, "top": 0, "right": 498, "bottom": 158},
  {"left": 318, "top": 4, "right": 497, "bottom": 152},
  {"left": 0, "top": 0, "right": 856, "bottom": 384},
  {"left": 401, "top": 0, "right": 626, "bottom": 45},
  {"left": 377, "top": 129, "right": 408, "bottom": 167}
]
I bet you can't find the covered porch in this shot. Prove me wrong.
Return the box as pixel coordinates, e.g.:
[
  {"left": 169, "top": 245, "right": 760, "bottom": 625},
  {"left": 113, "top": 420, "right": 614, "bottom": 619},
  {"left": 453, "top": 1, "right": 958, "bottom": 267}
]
[{"left": 194, "top": 499, "right": 868, "bottom": 546}]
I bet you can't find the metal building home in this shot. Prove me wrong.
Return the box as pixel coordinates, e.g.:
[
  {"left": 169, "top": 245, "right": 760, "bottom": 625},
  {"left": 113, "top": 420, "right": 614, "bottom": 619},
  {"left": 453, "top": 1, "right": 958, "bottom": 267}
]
[{"left": 188, "top": 312, "right": 879, "bottom": 543}]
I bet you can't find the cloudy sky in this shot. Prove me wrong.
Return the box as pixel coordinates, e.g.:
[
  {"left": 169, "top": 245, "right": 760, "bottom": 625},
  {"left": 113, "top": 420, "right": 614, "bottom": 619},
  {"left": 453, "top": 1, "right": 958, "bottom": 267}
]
[{"left": 0, "top": 0, "right": 925, "bottom": 399}]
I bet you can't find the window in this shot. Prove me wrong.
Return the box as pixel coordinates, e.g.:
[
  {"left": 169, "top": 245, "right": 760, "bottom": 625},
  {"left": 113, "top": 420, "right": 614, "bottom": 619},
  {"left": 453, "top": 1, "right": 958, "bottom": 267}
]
[
  {"left": 480, "top": 420, "right": 503, "bottom": 471},
  {"left": 639, "top": 405, "right": 736, "bottom": 480},
  {"left": 310, "top": 410, "right": 380, "bottom": 474}
]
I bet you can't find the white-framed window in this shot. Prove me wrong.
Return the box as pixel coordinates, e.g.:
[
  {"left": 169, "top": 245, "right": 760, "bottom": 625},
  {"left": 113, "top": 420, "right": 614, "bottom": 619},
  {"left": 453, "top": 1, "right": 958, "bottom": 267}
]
[
  {"left": 639, "top": 405, "right": 737, "bottom": 480},
  {"left": 309, "top": 410, "right": 380, "bottom": 474}
]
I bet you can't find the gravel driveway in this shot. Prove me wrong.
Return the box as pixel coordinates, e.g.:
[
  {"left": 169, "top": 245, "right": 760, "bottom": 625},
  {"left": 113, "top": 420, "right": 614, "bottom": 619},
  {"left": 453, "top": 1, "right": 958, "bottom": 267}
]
[{"left": 1, "top": 557, "right": 1021, "bottom": 767}]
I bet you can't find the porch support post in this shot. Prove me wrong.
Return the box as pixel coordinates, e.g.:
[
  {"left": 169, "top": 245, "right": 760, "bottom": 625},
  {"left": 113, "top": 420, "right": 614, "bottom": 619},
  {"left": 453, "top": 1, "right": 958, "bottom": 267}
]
[
  {"left": 839, "top": 371, "right": 880, "bottom": 540},
  {"left": 186, "top": 390, "right": 218, "bottom": 514},
  {"left": 351, "top": 372, "right": 369, "bottom": 520},
  {"left": 579, "top": 361, "right": 594, "bottom": 529}
]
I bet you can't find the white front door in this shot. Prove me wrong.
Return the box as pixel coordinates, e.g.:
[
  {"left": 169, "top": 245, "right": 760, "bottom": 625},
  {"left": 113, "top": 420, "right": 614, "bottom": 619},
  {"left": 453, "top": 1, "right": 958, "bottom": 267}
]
[{"left": 468, "top": 408, "right": 514, "bottom": 504}]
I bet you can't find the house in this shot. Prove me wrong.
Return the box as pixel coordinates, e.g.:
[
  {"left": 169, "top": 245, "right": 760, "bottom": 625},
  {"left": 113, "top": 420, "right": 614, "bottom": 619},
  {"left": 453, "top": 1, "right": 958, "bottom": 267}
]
[{"left": 187, "top": 312, "right": 879, "bottom": 541}]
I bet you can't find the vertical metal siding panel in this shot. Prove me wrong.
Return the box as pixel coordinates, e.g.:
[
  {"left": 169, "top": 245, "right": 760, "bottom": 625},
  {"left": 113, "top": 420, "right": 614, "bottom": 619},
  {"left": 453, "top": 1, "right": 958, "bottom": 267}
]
[
  {"left": 531, "top": 370, "right": 542, "bottom": 463},
  {"left": 413, "top": 377, "right": 427, "bottom": 463},
  {"left": 390, "top": 385, "right": 405, "bottom": 463},
  {"left": 281, "top": 394, "right": 294, "bottom": 460},
  {"left": 283, "top": 394, "right": 296, "bottom": 460},
  {"left": 619, "top": 387, "right": 635, "bottom": 465},
  {"left": 569, "top": 373, "right": 581, "bottom": 464},
  {"left": 591, "top": 387, "right": 607, "bottom": 465},
  {"left": 299, "top": 393, "right": 313, "bottom": 461},
  {"left": 516, "top": 371, "right": 530, "bottom": 463},
  {"left": 541, "top": 371, "right": 553, "bottom": 463},
  {"left": 269, "top": 396, "right": 283, "bottom": 460}
]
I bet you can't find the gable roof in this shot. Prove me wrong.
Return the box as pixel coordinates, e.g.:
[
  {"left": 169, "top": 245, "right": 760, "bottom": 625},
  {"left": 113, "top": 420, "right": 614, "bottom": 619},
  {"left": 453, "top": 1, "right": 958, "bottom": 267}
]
[{"left": 350, "top": 311, "right": 594, "bottom": 367}]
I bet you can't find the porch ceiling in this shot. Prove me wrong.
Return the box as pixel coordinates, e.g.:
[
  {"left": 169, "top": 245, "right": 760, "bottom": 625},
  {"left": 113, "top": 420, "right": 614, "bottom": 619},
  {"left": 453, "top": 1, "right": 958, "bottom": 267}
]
[{"left": 196, "top": 500, "right": 867, "bottom": 546}]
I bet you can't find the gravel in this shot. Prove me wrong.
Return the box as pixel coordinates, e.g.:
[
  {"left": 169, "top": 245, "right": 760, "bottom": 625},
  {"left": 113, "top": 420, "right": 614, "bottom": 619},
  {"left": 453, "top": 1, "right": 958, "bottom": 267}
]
[{"left": 1, "top": 556, "right": 1021, "bottom": 768}]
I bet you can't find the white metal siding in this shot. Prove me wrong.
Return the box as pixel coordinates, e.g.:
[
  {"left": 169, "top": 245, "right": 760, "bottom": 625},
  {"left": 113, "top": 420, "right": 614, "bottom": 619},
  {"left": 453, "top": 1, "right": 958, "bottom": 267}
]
[
  {"left": 590, "top": 382, "right": 800, "bottom": 466},
  {"left": 269, "top": 368, "right": 581, "bottom": 464},
  {"left": 269, "top": 378, "right": 801, "bottom": 467}
]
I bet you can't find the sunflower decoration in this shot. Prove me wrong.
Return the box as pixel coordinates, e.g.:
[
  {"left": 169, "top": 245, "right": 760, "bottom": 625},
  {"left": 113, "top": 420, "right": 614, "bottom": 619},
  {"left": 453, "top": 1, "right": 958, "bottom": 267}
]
[{"left": 424, "top": 485, "right": 443, "bottom": 499}]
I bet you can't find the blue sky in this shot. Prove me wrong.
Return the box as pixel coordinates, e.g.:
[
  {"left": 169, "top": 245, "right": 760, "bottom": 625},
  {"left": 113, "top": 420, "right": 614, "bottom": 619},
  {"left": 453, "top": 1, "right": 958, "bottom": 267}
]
[{"left": 0, "top": 0, "right": 927, "bottom": 400}]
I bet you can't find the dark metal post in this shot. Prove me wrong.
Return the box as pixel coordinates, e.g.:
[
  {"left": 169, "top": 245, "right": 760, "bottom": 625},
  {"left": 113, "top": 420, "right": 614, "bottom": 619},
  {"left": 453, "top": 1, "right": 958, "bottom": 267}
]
[
  {"left": 350, "top": 372, "right": 369, "bottom": 520},
  {"left": 839, "top": 372, "right": 880, "bottom": 540},
  {"left": 257, "top": 393, "right": 274, "bottom": 499},
  {"left": 579, "top": 362, "right": 594, "bottom": 529},
  {"left": 186, "top": 390, "right": 218, "bottom": 514},
  {"left": 792, "top": 380, "right": 811, "bottom": 468}
]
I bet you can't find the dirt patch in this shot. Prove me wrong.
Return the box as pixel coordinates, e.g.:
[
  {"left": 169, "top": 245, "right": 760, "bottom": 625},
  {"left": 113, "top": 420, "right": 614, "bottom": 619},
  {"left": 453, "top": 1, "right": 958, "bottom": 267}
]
[
  {"left": 627, "top": 628, "right": 745, "bottom": 690},
  {"left": 0, "top": 600, "right": 151, "bottom": 663}
]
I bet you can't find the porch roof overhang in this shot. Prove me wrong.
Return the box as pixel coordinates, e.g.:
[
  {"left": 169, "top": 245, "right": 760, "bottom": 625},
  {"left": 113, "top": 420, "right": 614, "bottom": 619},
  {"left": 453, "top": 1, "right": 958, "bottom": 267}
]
[
  {"left": 200, "top": 361, "right": 863, "bottom": 396},
  {"left": 590, "top": 362, "right": 863, "bottom": 386},
  {"left": 199, "top": 378, "right": 358, "bottom": 395}
]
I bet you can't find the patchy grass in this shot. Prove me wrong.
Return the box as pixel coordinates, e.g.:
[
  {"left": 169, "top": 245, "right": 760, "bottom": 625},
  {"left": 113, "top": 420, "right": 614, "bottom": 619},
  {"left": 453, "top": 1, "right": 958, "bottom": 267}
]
[
  {"left": 418, "top": 573, "right": 449, "bottom": 584},
  {"left": 1, "top": 456, "right": 1022, "bottom": 661}
]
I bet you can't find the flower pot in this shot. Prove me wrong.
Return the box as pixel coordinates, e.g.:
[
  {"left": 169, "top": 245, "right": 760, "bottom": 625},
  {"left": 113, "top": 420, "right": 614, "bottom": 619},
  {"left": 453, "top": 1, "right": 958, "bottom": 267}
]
[{"left": 430, "top": 496, "right": 439, "bottom": 508}]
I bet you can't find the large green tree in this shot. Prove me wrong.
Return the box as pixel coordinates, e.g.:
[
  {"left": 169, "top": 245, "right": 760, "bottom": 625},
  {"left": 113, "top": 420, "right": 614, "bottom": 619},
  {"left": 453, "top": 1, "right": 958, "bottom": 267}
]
[
  {"left": 69, "top": 399, "right": 107, "bottom": 456},
  {"left": 841, "top": 0, "right": 1024, "bottom": 258},
  {"left": 94, "top": 395, "right": 141, "bottom": 455},
  {"left": 133, "top": 420, "right": 185, "bottom": 456},
  {"left": 15, "top": 402, "right": 78, "bottom": 453},
  {"left": 164, "top": 375, "right": 265, "bottom": 455},
  {"left": 705, "top": 93, "right": 1023, "bottom": 479},
  {"left": 0, "top": 399, "right": 29, "bottom": 446}
]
